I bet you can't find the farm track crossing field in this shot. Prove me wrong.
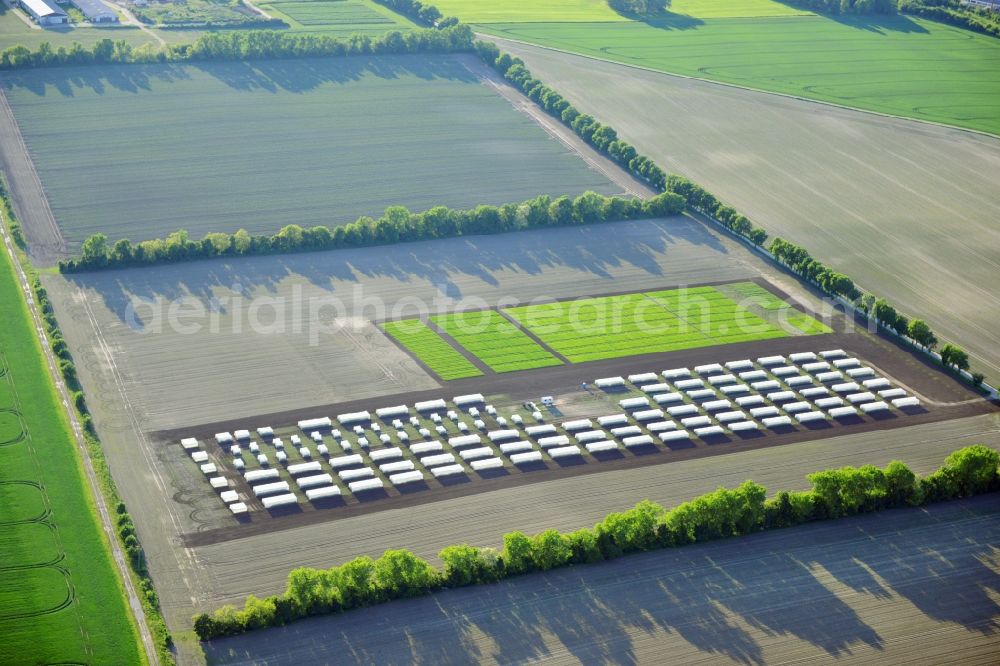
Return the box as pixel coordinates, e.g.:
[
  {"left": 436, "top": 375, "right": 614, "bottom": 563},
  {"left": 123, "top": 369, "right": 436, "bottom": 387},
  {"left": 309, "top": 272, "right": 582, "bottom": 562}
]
[
  {"left": 0, "top": 240, "right": 141, "bottom": 662},
  {"left": 492, "top": 39, "right": 1000, "bottom": 383},
  {"left": 381, "top": 319, "right": 483, "bottom": 380},
  {"left": 0, "top": 54, "right": 621, "bottom": 251},
  {"left": 431, "top": 310, "right": 563, "bottom": 373},
  {"left": 502, "top": 283, "right": 823, "bottom": 363},
  {"left": 466, "top": 7, "right": 1000, "bottom": 135}
]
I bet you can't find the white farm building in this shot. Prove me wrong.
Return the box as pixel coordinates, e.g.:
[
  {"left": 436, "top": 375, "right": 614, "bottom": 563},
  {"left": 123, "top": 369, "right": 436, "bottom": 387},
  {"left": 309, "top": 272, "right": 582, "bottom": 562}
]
[{"left": 18, "top": 0, "right": 68, "bottom": 25}]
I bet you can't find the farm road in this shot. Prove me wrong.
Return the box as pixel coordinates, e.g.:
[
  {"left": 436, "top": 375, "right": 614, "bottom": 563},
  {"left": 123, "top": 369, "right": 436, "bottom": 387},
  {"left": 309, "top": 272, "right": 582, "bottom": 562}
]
[
  {"left": 204, "top": 493, "right": 1000, "bottom": 665},
  {"left": 489, "top": 38, "right": 1000, "bottom": 385}
]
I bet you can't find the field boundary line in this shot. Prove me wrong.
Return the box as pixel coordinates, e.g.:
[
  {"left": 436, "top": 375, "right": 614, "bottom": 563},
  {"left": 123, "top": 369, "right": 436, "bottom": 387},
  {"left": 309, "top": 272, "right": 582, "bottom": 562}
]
[
  {"left": 0, "top": 209, "right": 158, "bottom": 663},
  {"left": 493, "top": 307, "right": 572, "bottom": 365},
  {"left": 480, "top": 33, "right": 1000, "bottom": 142},
  {"left": 424, "top": 318, "right": 496, "bottom": 376}
]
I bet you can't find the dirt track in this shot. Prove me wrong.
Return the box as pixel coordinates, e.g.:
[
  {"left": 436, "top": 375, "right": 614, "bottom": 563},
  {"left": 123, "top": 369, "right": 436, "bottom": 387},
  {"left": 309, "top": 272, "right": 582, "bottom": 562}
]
[{"left": 204, "top": 493, "right": 1000, "bottom": 665}]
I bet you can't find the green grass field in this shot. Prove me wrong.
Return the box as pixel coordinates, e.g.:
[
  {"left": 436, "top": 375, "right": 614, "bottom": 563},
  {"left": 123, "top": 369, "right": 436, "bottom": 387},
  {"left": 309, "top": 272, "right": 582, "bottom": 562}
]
[
  {"left": 431, "top": 310, "right": 563, "bottom": 373},
  {"left": 446, "top": 0, "right": 1000, "bottom": 135},
  {"left": 381, "top": 319, "right": 483, "bottom": 380},
  {"left": 1, "top": 55, "right": 619, "bottom": 249},
  {"left": 503, "top": 284, "right": 825, "bottom": 362},
  {"left": 0, "top": 245, "right": 142, "bottom": 662}
]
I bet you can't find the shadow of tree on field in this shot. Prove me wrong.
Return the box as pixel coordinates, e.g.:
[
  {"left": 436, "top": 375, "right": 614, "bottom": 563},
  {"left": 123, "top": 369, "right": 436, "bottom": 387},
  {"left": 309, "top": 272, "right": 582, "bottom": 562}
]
[
  {"left": 63, "top": 217, "right": 730, "bottom": 328},
  {"left": 771, "top": 4, "right": 929, "bottom": 34},
  {"left": 202, "top": 496, "right": 1000, "bottom": 666}
]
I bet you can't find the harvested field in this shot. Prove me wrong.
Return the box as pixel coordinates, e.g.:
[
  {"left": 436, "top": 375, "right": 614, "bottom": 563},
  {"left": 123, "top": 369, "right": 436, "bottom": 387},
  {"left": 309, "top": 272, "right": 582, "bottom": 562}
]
[
  {"left": 0, "top": 54, "right": 620, "bottom": 252},
  {"left": 492, "top": 38, "right": 1000, "bottom": 383},
  {"left": 204, "top": 493, "right": 1000, "bottom": 665}
]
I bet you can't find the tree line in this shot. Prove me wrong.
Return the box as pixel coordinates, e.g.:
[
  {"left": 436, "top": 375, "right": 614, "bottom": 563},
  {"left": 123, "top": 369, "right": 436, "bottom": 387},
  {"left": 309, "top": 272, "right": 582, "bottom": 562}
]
[
  {"left": 608, "top": 0, "right": 671, "bottom": 15},
  {"left": 780, "top": 0, "right": 897, "bottom": 14},
  {"left": 0, "top": 25, "right": 473, "bottom": 70},
  {"left": 60, "top": 191, "right": 685, "bottom": 272},
  {"left": 192, "top": 445, "right": 1000, "bottom": 640},
  {"left": 372, "top": 0, "right": 459, "bottom": 28},
  {"left": 899, "top": 0, "right": 1000, "bottom": 38},
  {"left": 472, "top": 40, "right": 771, "bottom": 248}
]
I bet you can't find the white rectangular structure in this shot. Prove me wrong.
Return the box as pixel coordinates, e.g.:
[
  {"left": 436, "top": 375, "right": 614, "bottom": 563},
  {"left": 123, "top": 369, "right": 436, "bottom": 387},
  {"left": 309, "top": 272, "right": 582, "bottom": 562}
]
[
  {"left": 799, "top": 387, "right": 831, "bottom": 398},
  {"left": 561, "top": 419, "right": 594, "bottom": 432},
  {"left": 596, "top": 414, "right": 629, "bottom": 427},
  {"left": 694, "top": 426, "right": 725, "bottom": 437},
  {"left": 762, "top": 416, "right": 792, "bottom": 428},
  {"left": 622, "top": 435, "right": 654, "bottom": 447},
  {"left": 220, "top": 490, "right": 239, "bottom": 503},
  {"left": 695, "top": 363, "right": 725, "bottom": 375},
  {"left": 720, "top": 384, "right": 750, "bottom": 395},
  {"left": 862, "top": 378, "right": 891, "bottom": 390},
  {"left": 892, "top": 396, "right": 920, "bottom": 408},
  {"left": 735, "top": 395, "right": 765, "bottom": 407},
  {"left": 783, "top": 401, "right": 812, "bottom": 414},
  {"left": 652, "top": 392, "right": 685, "bottom": 404},
  {"left": 415, "top": 399, "right": 447, "bottom": 412},
  {"left": 860, "top": 401, "right": 889, "bottom": 413},
  {"left": 766, "top": 391, "right": 796, "bottom": 402},
  {"left": 328, "top": 454, "right": 364, "bottom": 469},
  {"left": 253, "top": 481, "right": 290, "bottom": 497},
  {"left": 575, "top": 430, "right": 607, "bottom": 443},
  {"left": 369, "top": 447, "right": 403, "bottom": 462},
  {"left": 725, "top": 359, "right": 753, "bottom": 371},
  {"left": 453, "top": 393, "right": 485, "bottom": 406},
  {"left": 181, "top": 437, "right": 199, "bottom": 450},
  {"left": 687, "top": 389, "right": 717, "bottom": 401},
  {"left": 681, "top": 415, "right": 712, "bottom": 428},
  {"left": 708, "top": 373, "right": 738, "bottom": 386},
  {"left": 262, "top": 494, "right": 298, "bottom": 509},
  {"left": 619, "top": 397, "right": 650, "bottom": 410},
  {"left": 674, "top": 378, "right": 705, "bottom": 390},
  {"left": 640, "top": 382, "right": 672, "bottom": 394},
  {"left": 628, "top": 372, "right": 659, "bottom": 384},
  {"left": 595, "top": 376, "right": 626, "bottom": 388},
  {"left": 215, "top": 432, "right": 233, "bottom": 445},
  {"left": 296, "top": 473, "right": 333, "bottom": 489},
  {"left": 633, "top": 409, "right": 664, "bottom": 422},
  {"left": 847, "top": 367, "right": 875, "bottom": 379},
  {"left": 499, "top": 441, "right": 533, "bottom": 454},
  {"left": 784, "top": 375, "right": 814, "bottom": 387},
  {"left": 337, "top": 411, "right": 370, "bottom": 425},
  {"left": 702, "top": 399, "right": 733, "bottom": 412},
  {"left": 667, "top": 404, "right": 699, "bottom": 417},
  {"left": 510, "top": 451, "right": 543, "bottom": 465},
  {"left": 802, "top": 361, "right": 832, "bottom": 373},
  {"left": 878, "top": 388, "right": 907, "bottom": 399},
  {"left": 287, "top": 461, "right": 322, "bottom": 476},
  {"left": 833, "top": 358, "right": 860, "bottom": 369},
  {"left": 191, "top": 451, "right": 208, "bottom": 463},
  {"left": 298, "top": 417, "right": 333, "bottom": 430},
  {"left": 832, "top": 382, "right": 861, "bottom": 393},
  {"left": 448, "top": 434, "right": 482, "bottom": 449},
  {"left": 548, "top": 445, "right": 583, "bottom": 458},
  {"left": 306, "top": 486, "right": 342, "bottom": 501},
  {"left": 795, "top": 411, "right": 826, "bottom": 423},
  {"left": 820, "top": 349, "right": 847, "bottom": 359},
  {"left": 379, "top": 460, "right": 415, "bottom": 474},
  {"left": 659, "top": 430, "right": 691, "bottom": 442},
  {"left": 646, "top": 421, "right": 677, "bottom": 432},
  {"left": 757, "top": 355, "right": 786, "bottom": 366},
  {"left": 348, "top": 478, "right": 384, "bottom": 493},
  {"left": 229, "top": 502, "right": 248, "bottom": 515},
  {"left": 586, "top": 440, "right": 619, "bottom": 453},
  {"left": 244, "top": 468, "right": 279, "bottom": 483},
  {"left": 525, "top": 424, "right": 557, "bottom": 437},
  {"left": 662, "top": 367, "right": 692, "bottom": 379},
  {"left": 234, "top": 429, "right": 250, "bottom": 441},
  {"left": 771, "top": 366, "right": 798, "bottom": 377},
  {"left": 460, "top": 447, "right": 494, "bottom": 461},
  {"left": 610, "top": 425, "right": 642, "bottom": 437},
  {"left": 420, "top": 453, "right": 455, "bottom": 467},
  {"left": 729, "top": 420, "right": 759, "bottom": 432},
  {"left": 829, "top": 406, "right": 859, "bottom": 419},
  {"left": 538, "top": 435, "right": 571, "bottom": 449},
  {"left": 409, "top": 442, "right": 443, "bottom": 455},
  {"left": 815, "top": 397, "right": 845, "bottom": 409},
  {"left": 750, "top": 406, "right": 780, "bottom": 418},
  {"left": 209, "top": 476, "right": 229, "bottom": 489},
  {"left": 470, "top": 458, "right": 504, "bottom": 471},
  {"left": 751, "top": 380, "right": 781, "bottom": 392},
  {"left": 816, "top": 371, "right": 844, "bottom": 383},
  {"left": 375, "top": 405, "right": 409, "bottom": 419},
  {"left": 847, "top": 392, "right": 877, "bottom": 404},
  {"left": 432, "top": 464, "right": 466, "bottom": 478},
  {"left": 339, "top": 467, "right": 375, "bottom": 482},
  {"left": 256, "top": 427, "right": 274, "bottom": 438},
  {"left": 487, "top": 429, "right": 520, "bottom": 442},
  {"left": 789, "top": 352, "right": 817, "bottom": 363},
  {"left": 715, "top": 410, "right": 747, "bottom": 423},
  {"left": 390, "top": 470, "right": 425, "bottom": 485},
  {"left": 739, "top": 370, "right": 767, "bottom": 381}
]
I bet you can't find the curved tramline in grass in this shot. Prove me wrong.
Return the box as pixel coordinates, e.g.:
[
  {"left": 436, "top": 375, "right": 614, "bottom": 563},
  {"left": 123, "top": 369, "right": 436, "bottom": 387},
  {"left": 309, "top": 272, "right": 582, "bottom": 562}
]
[
  {"left": 381, "top": 319, "right": 483, "bottom": 380},
  {"left": 431, "top": 310, "right": 563, "bottom": 373}
]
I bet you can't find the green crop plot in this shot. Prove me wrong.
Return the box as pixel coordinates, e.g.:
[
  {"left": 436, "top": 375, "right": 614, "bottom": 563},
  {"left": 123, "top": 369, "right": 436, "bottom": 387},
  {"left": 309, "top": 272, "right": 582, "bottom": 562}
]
[
  {"left": 504, "top": 284, "right": 828, "bottom": 362},
  {"left": 257, "top": 0, "right": 415, "bottom": 34},
  {"left": 431, "top": 310, "right": 563, "bottom": 373},
  {"left": 1, "top": 55, "right": 619, "bottom": 250},
  {"left": 726, "top": 282, "right": 793, "bottom": 311},
  {"left": 381, "top": 320, "right": 483, "bottom": 380},
  {"left": 0, "top": 243, "right": 141, "bottom": 663},
  {"left": 453, "top": 0, "right": 1000, "bottom": 136}
]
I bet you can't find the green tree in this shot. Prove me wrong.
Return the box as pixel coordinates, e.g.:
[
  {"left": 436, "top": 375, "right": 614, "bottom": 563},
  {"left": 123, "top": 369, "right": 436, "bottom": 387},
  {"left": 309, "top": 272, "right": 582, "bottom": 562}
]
[
  {"left": 530, "top": 530, "right": 572, "bottom": 571},
  {"left": 907, "top": 319, "right": 937, "bottom": 349},
  {"left": 80, "top": 232, "right": 109, "bottom": 267},
  {"left": 372, "top": 550, "right": 439, "bottom": 599},
  {"left": 501, "top": 531, "right": 534, "bottom": 575},
  {"left": 940, "top": 343, "right": 970, "bottom": 371}
]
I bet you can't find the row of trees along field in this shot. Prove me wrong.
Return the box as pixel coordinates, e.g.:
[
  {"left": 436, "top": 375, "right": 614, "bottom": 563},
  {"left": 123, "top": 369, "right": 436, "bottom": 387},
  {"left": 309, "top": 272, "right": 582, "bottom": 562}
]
[
  {"left": 372, "top": 0, "right": 459, "bottom": 27},
  {"left": 192, "top": 445, "right": 1000, "bottom": 640},
  {"left": 783, "top": 0, "right": 897, "bottom": 13},
  {"left": 60, "top": 191, "right": 685, "bottom": 271},
  {"left": 608, "top": 0, "right": 670, "bottom": 14},
  {"left": 0, "top": 25, "right": 473, "bottom": 70},
  {"left": 899, "top": 0, "right": 1000, "bottom": 38}
]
